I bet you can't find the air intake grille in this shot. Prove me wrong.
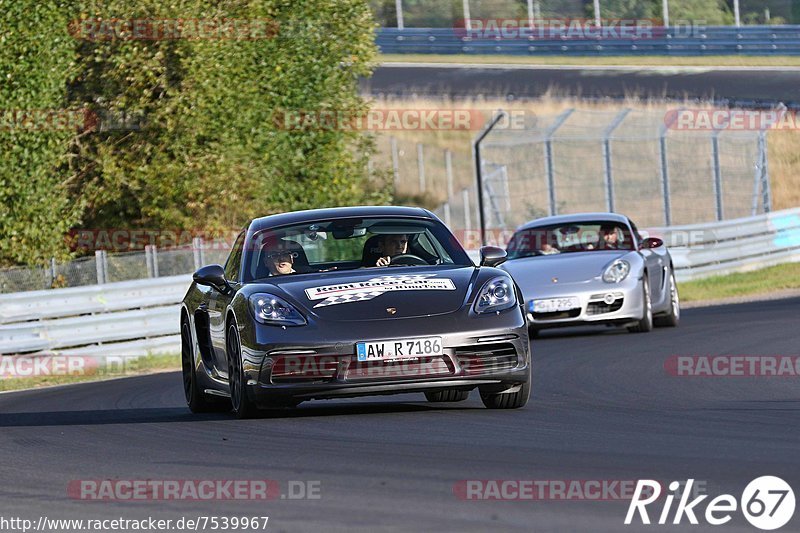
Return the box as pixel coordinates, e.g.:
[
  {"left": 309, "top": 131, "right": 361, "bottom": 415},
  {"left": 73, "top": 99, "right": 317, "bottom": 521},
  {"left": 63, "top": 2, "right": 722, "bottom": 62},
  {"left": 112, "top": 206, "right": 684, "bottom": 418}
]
[{"left": 455, "top": 343, "right": 518, "bottom": 375}]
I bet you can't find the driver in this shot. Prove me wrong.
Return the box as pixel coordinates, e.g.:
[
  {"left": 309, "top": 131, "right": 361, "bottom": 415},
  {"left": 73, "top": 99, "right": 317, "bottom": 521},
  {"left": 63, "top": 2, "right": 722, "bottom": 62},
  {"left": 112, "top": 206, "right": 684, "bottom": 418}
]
[
  {"left": 375, "top": 234, "right": 409, "bottom": 267},
  {"left": 597, "top": 224, "right": 621, "bottom": 250}
]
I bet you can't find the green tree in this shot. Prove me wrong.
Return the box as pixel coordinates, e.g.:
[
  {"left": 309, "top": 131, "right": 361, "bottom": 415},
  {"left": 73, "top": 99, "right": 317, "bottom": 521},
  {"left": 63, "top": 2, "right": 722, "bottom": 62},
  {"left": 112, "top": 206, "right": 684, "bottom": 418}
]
[
  {"left": 68, "top": 0, "right": 389, "bottom": 243},
  {"left": 0, "top": 0, "right": 82, "bottom": 266}
]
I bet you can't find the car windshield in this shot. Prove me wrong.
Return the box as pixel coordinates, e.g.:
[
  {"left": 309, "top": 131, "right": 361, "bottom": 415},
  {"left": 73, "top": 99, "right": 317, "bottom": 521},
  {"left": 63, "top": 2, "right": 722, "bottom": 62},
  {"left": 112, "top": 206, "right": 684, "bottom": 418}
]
[
  {"left": 506, "top": 221, "right": 635, "bottom": 259},
  {"left": 244, "top": 216, "right": 471, "bottom": 281}
]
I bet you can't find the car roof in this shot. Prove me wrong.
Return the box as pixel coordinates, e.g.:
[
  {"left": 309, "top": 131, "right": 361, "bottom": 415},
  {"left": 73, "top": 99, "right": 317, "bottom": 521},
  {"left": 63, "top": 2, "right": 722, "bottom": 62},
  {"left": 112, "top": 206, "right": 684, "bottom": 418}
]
[
  {"left": 515, "top": 212, "right": 630, "bottom": 231},
  {"left": 248, "top": 206, "right": 435, "bottom": 232}
]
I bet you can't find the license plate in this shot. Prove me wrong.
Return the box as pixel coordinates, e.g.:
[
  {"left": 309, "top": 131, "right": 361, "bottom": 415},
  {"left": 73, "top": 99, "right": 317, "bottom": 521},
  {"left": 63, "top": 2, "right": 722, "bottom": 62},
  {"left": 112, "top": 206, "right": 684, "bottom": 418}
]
[
  {"left": 531, "top": 297, "right": 579, "bottom": 313},
  {"left": 356, "top": 336, "right": 443, "bottom": 362}
]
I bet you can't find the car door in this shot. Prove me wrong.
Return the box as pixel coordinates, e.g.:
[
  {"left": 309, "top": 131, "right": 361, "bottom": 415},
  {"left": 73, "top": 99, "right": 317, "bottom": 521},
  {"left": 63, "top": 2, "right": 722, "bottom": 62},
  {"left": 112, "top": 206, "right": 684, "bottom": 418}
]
[
  {"left": 630, "top": 219, "right": 666, "bottom": 299},
  {"left": 209, "top": 231, "right": 245, "bottom": 379}
]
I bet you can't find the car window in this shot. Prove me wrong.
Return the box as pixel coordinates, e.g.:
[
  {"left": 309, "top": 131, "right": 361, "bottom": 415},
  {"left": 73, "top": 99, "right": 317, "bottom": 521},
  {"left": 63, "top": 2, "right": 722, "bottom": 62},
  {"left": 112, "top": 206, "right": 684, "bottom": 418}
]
[
  {"left": 507, "top": 221, "right": 635, "bottom": 258},
  {"left": 224, "top": 231, "right": 245, "bottom": 281},
  {"left": 244, "top": 217, "right": 469, "bottom": 282}
]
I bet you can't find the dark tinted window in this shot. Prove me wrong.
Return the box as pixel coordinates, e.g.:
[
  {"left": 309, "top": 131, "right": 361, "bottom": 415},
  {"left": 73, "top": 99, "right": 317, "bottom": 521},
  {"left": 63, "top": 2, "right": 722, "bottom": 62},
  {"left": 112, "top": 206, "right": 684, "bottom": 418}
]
[{"left": 224, "top": 231, "right": 246, "bottom": 281}]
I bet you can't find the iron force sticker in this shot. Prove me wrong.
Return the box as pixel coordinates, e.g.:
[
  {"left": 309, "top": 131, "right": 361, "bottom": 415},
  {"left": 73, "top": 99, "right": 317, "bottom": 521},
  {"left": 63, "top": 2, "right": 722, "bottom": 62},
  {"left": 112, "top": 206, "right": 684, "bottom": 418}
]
[{"left": 304, "top": 274, "right": 456, "bottom": 308}]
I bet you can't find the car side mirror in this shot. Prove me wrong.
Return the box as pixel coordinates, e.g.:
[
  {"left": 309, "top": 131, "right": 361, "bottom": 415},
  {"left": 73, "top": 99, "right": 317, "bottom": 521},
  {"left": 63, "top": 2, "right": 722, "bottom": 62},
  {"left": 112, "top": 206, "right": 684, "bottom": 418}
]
[
  {"left": 480, "top": 246, "right": 507, "bottom": 267},
  {"left": 642, "top": 237, "right": 664, "bottom": 249},
  {"left": 193, "top": 264, "right": 229, "bottom": 292}
]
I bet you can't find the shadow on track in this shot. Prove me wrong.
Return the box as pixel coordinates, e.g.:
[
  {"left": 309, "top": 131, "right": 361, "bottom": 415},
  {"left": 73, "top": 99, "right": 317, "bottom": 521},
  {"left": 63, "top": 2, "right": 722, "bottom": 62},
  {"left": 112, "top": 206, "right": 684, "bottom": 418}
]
[{"left": 0, "top": 401, "right": 478, "bottom": 427}]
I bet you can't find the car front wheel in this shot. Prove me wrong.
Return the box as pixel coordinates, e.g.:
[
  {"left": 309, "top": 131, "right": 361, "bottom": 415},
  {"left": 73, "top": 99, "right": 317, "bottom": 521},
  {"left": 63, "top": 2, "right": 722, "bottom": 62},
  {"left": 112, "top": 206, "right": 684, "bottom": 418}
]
[
  {"left": 227, "top": 322, "right": 258, "bottom": 419},
  {"left": 182, "top": 320, "right": 213, "bottom": 413},
  {"left": 479, "top": 365, "right": 531, "bottom": 409},
  {"left": 628, "top": 275, "right": 653, "bottom": 333}
]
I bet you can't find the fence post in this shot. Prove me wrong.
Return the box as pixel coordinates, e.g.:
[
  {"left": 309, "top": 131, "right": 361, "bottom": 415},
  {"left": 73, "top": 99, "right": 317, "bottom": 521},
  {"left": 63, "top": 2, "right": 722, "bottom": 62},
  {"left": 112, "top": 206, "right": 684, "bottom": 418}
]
[
  {"left": 445, "top": 149, "right": 454, "bottom": 202},
  {"left": 659, "top": 111, "right": 679, "bottom": 226},
  {"left": 759, "top": 130, "right": 772, "bottom": 213},
  {"left": 602, "top": 108, "right": 630, "bottom": 213},
  {"left": 95, "top": 250, "right": 107, "bottom": 284},
  {"left": 543, "top": 109, "right": 574, "bottom": 216},
  {"left": 192, "top": 237, "right": 204, "bottom": 270},
  {"left": 462, "top": 188, "right": 471, "bottom": 231},
  {"left": 49, "top": 257, "right": 56, "bottom": 287},
  {"left": 417, "top": 143, "right": 426, "bottom": 193},
  {"left": 390, "top": 137, "right": 400, "bottom": 189},
  {"left": 145, "top": 245, "right": 160, "bottom": 278},
  {"left": 443, "top": 202, "right": 451, "bottom": 227},
  {"left": 711, "top": 130, "right": 724, "bottom": 221}
]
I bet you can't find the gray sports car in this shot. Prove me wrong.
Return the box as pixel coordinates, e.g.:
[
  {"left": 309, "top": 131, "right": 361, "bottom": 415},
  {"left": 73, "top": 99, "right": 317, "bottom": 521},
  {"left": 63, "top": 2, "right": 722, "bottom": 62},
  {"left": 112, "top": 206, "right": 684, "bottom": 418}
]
[
  {"left": 181, "top": 206, "right": 530, "bottom": 418},
  {"left": 500, "top": 213, "right": 680, "bottom": 336}
]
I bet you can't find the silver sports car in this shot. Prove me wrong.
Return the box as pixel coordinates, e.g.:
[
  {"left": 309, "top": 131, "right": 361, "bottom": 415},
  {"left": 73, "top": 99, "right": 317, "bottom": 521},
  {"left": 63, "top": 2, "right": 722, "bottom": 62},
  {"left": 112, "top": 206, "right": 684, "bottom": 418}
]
[{"left": 500, "top": 213, "right": 680, "bottom": 336}]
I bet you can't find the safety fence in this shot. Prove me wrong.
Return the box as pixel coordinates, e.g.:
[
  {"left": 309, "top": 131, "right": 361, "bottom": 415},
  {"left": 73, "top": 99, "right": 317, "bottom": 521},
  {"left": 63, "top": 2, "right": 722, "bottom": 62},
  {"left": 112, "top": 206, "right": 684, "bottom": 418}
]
[
  {"left": 1, "top": 208, "right": 797, "bottom": 357},
  {"left": 376, "top": 26, "right": 800, "bottom": 56}
]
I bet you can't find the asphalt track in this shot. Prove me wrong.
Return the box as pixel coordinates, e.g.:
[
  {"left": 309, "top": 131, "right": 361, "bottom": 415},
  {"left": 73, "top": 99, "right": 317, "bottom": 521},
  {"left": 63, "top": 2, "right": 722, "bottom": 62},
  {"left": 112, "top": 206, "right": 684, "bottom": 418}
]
[
  {"left": 363, "top": 63, "right": 800, "bottom": 105},
  {"left": 1, "top": 297, "right": 799, "bottom": 532}
]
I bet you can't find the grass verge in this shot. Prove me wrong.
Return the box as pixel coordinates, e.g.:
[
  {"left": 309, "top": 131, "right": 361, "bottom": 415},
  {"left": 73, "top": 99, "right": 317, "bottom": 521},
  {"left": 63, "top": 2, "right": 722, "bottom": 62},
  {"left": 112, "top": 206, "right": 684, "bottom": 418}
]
[
  {"left": 678, "top": 262, "right": 800, "bottom": 302},
  {"left": 380, "top": 54, "right": 800, "bottom": 67},
  {"left": 0, "top": 353, "right": 180, "bottom": 393}
]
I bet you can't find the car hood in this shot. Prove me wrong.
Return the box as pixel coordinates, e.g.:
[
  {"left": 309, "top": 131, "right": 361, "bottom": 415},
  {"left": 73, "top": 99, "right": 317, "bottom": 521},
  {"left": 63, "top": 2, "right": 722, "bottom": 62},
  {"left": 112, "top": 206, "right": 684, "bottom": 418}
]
[
  {"left": 501, "top": 251, "right": 631, "bottom": 286},
  {"left": 261, "top": 266, "right": 478, "bottom": 322}
]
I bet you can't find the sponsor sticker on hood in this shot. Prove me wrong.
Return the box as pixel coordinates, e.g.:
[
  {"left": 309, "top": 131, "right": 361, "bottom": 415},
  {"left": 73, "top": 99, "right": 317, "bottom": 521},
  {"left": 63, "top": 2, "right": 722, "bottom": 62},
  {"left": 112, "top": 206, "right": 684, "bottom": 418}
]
[{"left": 305, "top": 274, "right": 456, "bottom": 308}]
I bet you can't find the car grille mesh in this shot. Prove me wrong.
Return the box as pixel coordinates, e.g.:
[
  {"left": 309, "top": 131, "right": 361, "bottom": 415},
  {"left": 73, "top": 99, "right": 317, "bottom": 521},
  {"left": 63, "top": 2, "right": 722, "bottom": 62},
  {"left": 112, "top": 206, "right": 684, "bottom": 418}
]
[
  {"left": 345, "top": 357, "right": 453, "bottom": 381},
  {"left": 587, "top": 299, "right": 624, "bottom": 315},
  {"left": 455, "top": 343, "right": 519, "bottom": 375}
]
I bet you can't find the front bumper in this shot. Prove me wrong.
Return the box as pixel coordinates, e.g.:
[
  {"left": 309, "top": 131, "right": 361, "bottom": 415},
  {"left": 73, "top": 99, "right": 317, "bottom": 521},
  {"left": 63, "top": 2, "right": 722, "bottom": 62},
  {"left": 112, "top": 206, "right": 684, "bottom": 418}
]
[
  {"left": 240, "top": 310, "right": 530, "bottom": 406},
  {"left": 525, "top": 278, "right": 644, "bottom": 329}
]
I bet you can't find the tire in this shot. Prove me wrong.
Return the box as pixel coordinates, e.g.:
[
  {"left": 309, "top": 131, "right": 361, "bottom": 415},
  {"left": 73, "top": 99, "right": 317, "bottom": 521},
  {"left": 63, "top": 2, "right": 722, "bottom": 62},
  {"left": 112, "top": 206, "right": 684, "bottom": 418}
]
[
  {"left": 424, "top": 389, "right": 470, "bottom": 403},
  {"left": 227, "top": 321, "right": 258, "bottom": 419},
  {"left": 628, "top": 275, "right": 653, "bottom": 333},
  {"left": 654, "top": 270, "right": 680, "bottom": 328},
  {"left": 181, "top": 319, "right": 213, "bottom": 413},
  {"left": 479, "top": 364, "right": 531, "bottom": 409}
]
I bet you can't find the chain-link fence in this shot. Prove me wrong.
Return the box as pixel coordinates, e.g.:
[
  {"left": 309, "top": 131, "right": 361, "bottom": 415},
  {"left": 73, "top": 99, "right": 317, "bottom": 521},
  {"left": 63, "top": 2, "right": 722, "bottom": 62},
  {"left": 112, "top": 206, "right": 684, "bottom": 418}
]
[
  {"left": 382, "top": 108, "right": 772, "bottom": 244},
  {"left": 0, "top": 239, "right": 233, "bottom": 294}
]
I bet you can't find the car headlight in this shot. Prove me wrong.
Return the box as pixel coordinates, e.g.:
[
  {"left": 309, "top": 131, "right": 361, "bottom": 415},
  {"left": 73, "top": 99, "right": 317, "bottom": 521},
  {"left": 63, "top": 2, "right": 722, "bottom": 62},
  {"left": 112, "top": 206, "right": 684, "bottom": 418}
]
[
  {"left": 473, "top": 276, "right": 517, "bottom": 314},
  {"left": 249, "top": 293, "right": 306, "bottom": 326},
  {"left": 602, "top": 260, "right": 630, "bottom": 283}
]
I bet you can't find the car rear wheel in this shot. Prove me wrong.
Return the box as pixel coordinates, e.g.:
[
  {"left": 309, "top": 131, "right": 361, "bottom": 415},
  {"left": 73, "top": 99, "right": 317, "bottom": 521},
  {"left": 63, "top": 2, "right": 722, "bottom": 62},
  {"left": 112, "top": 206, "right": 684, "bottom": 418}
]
[
  {"left": 227, "top": 322, "right": 258, "bottom": 419},
  {"left": 182, "top": 320, "right": 213, "bottom": 413},
  {"left": 654, "top": 270, "right": 680, "bottom": 328},
  {"left": 628, "top": 275, "right": 653, "bottom": 333},
  {"left": 424, "top": 390, "right": 470, "bottom": 403},
  {"left": 480, "top": 365, "right": 531, "bottom": 409}
]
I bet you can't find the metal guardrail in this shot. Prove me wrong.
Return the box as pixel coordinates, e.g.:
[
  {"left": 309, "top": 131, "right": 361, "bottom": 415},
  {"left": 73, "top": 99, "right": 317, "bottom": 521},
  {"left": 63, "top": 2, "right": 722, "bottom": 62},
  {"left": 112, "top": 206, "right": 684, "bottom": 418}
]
[
  {"left": 0, "top": 275, "right": 190, "bottom": 356},
  {"left": 651, "top": 207, "right": 800, "bottom": 281},
  {"left": 377, "top": 26, "right": 800, "bottom": 56},
  {"left": 1, "top": 209, "right": 798, "bottom": 356}
]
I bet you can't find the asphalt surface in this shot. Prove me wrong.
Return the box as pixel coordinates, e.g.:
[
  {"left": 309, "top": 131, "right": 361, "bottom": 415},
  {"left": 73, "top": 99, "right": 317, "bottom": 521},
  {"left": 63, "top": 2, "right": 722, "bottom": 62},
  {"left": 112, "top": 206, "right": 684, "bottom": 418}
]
[
  {"left": 1, "top": 297, "right": 799, "bottom": 532},
  {"left": 363, "top": 64, "right": 800, "bottom": 105}
]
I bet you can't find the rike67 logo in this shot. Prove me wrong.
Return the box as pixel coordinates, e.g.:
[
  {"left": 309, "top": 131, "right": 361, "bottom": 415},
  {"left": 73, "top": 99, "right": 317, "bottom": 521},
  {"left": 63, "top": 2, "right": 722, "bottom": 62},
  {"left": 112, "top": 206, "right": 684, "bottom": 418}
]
[{"left": 626, "top": 477, "right": 795, "bottom": 530}]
